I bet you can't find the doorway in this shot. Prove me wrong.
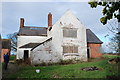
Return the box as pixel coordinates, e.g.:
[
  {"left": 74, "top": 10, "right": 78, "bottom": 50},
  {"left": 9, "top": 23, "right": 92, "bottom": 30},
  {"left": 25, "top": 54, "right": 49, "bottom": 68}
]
[
  {"left": 87, "top": 48, "right": 90, "bottom": 58},
  {"left": 24, "top": 50, "right": 29, "bottom": 61}
]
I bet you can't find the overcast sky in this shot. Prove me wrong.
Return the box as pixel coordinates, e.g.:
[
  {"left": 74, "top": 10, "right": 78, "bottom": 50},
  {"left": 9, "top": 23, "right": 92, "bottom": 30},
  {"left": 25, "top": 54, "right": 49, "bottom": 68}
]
[{"left": 1, "top": 1, "right": 117, "bottom": 52}]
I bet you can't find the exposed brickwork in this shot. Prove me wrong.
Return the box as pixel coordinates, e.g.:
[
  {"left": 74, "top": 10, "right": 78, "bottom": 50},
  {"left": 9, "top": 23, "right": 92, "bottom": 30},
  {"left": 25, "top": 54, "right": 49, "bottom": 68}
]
[
  {"left": 20, "top": 18, "right": 24, "bottom": 28},
  {"left": 87, "top": 43, "right": 102, "bottom": 58},
  {"left": 0, "top": 36, "right": 1, "bottom": 63},
  {"left": 1, "top": 49, "right": 10, "bottom": 62},
  {"left": 48, "top": 12, "right": 52, "bottom": 27}
]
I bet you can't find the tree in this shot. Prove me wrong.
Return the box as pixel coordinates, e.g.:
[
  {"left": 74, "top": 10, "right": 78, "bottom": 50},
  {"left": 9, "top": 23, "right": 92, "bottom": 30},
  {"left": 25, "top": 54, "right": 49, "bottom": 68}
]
[
  {"left": 7, "top": 32, "right": 17, "bottom": 53},
  {"left": 110, "top": 33, "right": 120, "bottom": 53},
  {"left": 88, "top": 0, "right": 120, "bottom": 25},
  {"left": 104, "top": 20, "right": 119, "bottom": 53},
  {"left": 88, "top": 0, "right": 120, "bottom": 53}
]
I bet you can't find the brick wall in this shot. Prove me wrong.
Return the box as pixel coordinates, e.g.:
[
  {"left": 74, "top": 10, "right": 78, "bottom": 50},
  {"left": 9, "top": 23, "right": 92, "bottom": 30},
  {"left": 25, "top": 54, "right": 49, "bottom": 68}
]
[
  {"left": 1, "top": 49, "right": 10, "bottom": 62},
  {"left": 87, "top": 43, "right": 102, "bottom": 58}
]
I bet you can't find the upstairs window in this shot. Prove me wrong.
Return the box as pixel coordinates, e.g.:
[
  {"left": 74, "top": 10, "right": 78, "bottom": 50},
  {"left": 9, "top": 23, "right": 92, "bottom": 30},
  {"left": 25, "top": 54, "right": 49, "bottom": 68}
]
[
  {"left": 63, "top": 46, "right": 78, "bottom": 53},
  {"left": 63, "top": 28, "right": 77, "bottom": 38}
]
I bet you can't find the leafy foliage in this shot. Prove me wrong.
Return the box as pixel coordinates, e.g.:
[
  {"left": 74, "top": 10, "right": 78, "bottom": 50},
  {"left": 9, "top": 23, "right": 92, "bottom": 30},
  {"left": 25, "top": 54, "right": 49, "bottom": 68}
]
[
  {"left": 88, "top": 1, "right": 120, "bottom": 25},
  {"left": 89, "top": 1, "right": 120, "bottom": 53}
]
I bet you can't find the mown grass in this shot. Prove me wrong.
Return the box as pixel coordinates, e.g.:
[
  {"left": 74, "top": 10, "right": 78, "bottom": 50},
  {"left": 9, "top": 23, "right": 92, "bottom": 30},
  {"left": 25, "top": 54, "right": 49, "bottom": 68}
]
[
  {"left": 6, "top": 54, "right": 120, "bottom": 79},
  {"left": 102, "top": 54, "right": 119, "bottom": 59},
  {"left": 10, "top": 55, "right": 16, "bottom": 60}
]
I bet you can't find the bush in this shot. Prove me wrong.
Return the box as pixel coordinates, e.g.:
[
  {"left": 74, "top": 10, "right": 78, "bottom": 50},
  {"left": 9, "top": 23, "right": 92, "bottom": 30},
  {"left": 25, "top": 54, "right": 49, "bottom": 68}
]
[
  {"left": 16, "top": 59, "right": 24, "bottom": 65},
  {"left": 59, "top": 59, "right": 75, "bottom": 65},
  {"left": 16, "top": 58, "right": 31, "bottom": 65}
]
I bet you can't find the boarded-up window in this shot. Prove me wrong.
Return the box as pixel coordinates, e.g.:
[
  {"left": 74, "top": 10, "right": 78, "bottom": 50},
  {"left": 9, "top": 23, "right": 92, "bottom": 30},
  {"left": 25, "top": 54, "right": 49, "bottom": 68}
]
[
  {"left": 63, "top": 46, "right": 78, "bottom": 53},
  {"left": 98, "top": 47, "right": 102, "bottom": 53},
  {"left": 63, "top": 29, "right": 77, "bottom": 38}
]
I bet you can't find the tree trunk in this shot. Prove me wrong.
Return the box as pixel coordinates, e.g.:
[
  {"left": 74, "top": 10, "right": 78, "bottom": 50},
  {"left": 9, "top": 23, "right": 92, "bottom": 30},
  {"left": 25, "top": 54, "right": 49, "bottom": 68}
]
[{"left": 118, "top": 9, "right": 120, "bottom": 53}]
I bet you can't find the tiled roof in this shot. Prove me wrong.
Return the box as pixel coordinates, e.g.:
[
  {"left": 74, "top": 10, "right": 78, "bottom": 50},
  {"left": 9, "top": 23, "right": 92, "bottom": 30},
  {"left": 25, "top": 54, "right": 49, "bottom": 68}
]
[
  {"left": 31, "top": 37, "right": 52, "bottom": 51},
  {"left": 19, "top": 43, "right": 40, "bottom": 48},
  {"left": 18, "top": 26, "right": 102, "bottom": 44},
  {"left": 18, "top": 26, "right": 47, "bottom": 36},
  {"left": 86, "top": 29, "right": 103, "bottom": 44}
]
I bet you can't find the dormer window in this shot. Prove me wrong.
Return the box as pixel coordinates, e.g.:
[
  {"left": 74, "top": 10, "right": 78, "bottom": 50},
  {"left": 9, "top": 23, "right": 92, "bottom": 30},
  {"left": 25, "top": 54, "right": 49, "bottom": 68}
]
[{"left": 63, "top": 28, "right": 77, "bottom": 38}]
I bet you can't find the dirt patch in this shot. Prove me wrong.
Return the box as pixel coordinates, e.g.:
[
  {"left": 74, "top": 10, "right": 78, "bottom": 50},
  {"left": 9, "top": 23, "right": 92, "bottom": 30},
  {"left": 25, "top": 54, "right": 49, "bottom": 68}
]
[
  {"left": 81, "top": 66, "right": 100, "bottom": 71},
  {"left": 52, "top": 74, "right": 61, "bottom": 78}
]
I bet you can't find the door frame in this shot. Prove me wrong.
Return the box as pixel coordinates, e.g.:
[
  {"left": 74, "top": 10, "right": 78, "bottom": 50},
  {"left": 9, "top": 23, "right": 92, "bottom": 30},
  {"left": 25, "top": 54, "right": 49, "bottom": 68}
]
[
  {"left": 87, "top": 47, "right": 91, "bottom": 58},
  {"left": 24, "top": 50, "right": 29, "bottom": 61}
]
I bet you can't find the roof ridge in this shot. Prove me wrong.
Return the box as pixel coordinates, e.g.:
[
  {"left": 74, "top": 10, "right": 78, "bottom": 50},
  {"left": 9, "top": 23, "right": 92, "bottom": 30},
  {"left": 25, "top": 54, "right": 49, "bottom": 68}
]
[
  {"left": 19, "top": 43, "right": 40, "bottom": 48},
  {"left": 18, "top": 26, "right": 47, "bottom": 36},
  {"left": 24, "top": 26, "right": 47, "bottom": 28}
]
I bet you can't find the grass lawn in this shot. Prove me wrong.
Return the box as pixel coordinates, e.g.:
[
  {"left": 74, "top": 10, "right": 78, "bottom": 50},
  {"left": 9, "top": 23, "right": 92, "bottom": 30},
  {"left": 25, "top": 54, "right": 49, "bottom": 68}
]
[
  {"left": 4, "top": 54, "right": 120, "bottom": 78},
  {"left": 10, "top": 55, "right": 16, "bottom": 60}
]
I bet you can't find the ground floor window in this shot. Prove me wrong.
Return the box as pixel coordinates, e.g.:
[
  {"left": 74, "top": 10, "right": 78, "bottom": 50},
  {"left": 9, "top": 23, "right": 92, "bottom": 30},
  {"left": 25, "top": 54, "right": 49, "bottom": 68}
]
[{"left": 63, "top": 46, "right": 78, "bottom": 53}]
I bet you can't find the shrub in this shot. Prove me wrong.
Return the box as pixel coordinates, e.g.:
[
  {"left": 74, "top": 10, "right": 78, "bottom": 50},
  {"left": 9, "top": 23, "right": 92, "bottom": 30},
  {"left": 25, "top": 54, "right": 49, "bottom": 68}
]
[
  {"left": 16, "top": 58, "right": 31, "bottom": 65},
  {"left": 59, "top": 59, "right": 75, "bottom": 65}
]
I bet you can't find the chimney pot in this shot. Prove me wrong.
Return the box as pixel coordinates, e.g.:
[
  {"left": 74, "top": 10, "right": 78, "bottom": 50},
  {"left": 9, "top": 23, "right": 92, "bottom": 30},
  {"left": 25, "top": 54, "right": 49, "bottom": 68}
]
[
  {"left": 48, "top": 12, "right": 52, "bottom": 27},
  {"left": 20, "top": 18, "right": 24, "bottom": 28}
]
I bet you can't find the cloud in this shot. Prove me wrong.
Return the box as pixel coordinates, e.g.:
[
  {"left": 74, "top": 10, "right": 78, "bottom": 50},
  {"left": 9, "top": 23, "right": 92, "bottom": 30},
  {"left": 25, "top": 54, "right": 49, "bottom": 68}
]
[
  {"left": 2, "top": 2, "right": 111, "bottom": 44},
  {"left": 2, "top": 0, "right": 90, "bottom": 2},
  {"left": 2, "top": 2, "right": 115, "bottom": 52}
]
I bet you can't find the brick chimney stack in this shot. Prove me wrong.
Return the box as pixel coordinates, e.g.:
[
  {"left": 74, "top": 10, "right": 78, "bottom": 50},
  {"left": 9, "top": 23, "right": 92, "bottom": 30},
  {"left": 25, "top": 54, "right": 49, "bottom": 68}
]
[
  {"left": 20, "top": 18, "right": 24, "bottom": 28},
  {"left": 48, "top": 12, "right": 52, "bottom": 27}
]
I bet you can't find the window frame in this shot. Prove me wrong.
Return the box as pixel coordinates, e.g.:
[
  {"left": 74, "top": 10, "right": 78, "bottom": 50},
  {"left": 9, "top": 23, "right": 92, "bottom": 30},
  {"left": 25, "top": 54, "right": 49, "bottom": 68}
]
[
  {"left": 63, "top": 28, "right": 78, "bottom": 38},
  {"left": 63, "top": 45, "right": 78, "bottom": 53}
]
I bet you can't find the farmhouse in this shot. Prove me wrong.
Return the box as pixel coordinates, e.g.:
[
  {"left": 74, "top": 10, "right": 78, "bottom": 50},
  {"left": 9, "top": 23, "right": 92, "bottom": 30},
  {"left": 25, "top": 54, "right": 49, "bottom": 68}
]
[{"left": 17, "top": 10, "right": 103, "bottom": 65}]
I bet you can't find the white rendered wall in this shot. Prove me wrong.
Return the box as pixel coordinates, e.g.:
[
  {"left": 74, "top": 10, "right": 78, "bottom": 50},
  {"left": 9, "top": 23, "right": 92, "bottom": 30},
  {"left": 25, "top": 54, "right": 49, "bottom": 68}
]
[
  {"left": 31, "top": 40, "right": 61, "bottom": 65},
  {"left": 49, "top": 10, "right": 87, "bottom": 61},
  {"left": 17, "top": 36, "right": 47, "bottom": 47},
  {"left": 16, "top": 36, "right": 47, "bottom": 59},
  {"left": 16, "top": 48, "right": 31, "bottom": 59}
]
